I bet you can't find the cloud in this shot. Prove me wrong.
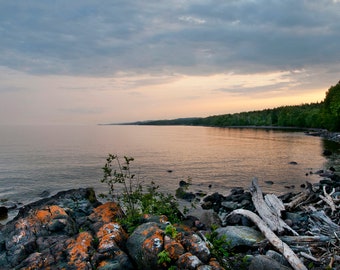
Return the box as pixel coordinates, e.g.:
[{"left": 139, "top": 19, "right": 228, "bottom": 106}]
[
  {"left": 0, "top": 1, "right": 339, "bottom": 124},
  {"left": 0, "top": 0, "right": 339, "bottom": 77}
]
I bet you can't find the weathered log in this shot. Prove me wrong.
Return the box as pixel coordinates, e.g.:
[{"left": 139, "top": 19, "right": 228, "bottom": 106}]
[
  {"left": 279, "top": 235, "right": 331, "bottom": 253},
  {"left": 279, "top": 235, "right": 331, "bottom": 245},
  {"left": 250, "top": 177, "right": 298, "bottom": 235},
  {"left": 285, "top": 192, "right": 309, "bottom": 210},
  {"left": 229, "top": 209, "right": 307, "bottom": 270},
  {"left": 308, "top": 209, "right": 340, "bottom": 237},
  {"left": 318, "top": 186, "right": 336, "bottom": 214},
  {"left": 299, "top": 252, "right": 319, "bottom": 262},
  {"left": 265, "top": 194, "right": 285, "bottom": 216},
  {"left": 285, "top": 182, "right": 313, "bottom": 210}
]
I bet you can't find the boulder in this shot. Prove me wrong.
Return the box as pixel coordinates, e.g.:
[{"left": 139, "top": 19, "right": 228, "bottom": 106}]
[
  {"left": 126, "top": 222, "right": 164, "bottom": 269},
  {"left": 0, "top": 188, "right": 117, "bottom": 269},
  {"left": 176, "top": 187, "right": 196, "bottom": 202},
  {"left": 181, "top": 233, "right": 211, "bottom": 263},
  {"left": 249, "top": 255, "right": 292, "bottom": 270},
  {"left": 202, "top": 192, "right": 226, "bottom": 212},
  {"left": 216, "top": 226, "right": 265, "bottom": 248},
  {"left": 266, "top": 250, "right": 291, "bottom": 268},
  {"left": 176, "top": 252, "right": 203, "bottom": 269}
]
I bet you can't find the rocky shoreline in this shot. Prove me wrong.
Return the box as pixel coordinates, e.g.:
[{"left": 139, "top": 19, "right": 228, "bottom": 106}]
[
  {"left": 0, "top": 166, "right": 339, "bottom": 270},
  {"left": 305, "top": 129, "right": 340, "bottom": 144}
]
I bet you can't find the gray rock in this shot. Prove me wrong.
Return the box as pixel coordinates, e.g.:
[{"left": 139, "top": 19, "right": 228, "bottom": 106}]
[
  {"left": 249, "top": 255, "right": 292, "bottom": 270},
  {"left": 126, "top": 222, "right": 164, "bottom": 270},
  {"left": 199, "top": 209, "right": 222, "bottom": 228},
  {"left": 284, "top": 212, "right": 306, "bottom": 225},
  {"left": 266, "top": 250, "right": 291, "bottom": 267},
  {"left": 216, "top": 226, "right": 265, "bottom": 248},
  {"left": 181, "top": 233, "right": 211, "bottom": 263},
  {"left": 221, "top": 201, "right": 239, "bottom": 210},
  {"left": 177, "top": 252, "right": 203, "bottom": 270}
]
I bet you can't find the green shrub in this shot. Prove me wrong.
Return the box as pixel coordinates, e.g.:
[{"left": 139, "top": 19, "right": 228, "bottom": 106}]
[{"left": 100, "top": 154, "right": 182, "bottom": 232}]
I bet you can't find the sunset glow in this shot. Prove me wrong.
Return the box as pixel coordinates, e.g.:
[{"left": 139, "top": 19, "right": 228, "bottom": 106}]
[{"left": 0, "top": 1, "right": 339, "bottom": 125}]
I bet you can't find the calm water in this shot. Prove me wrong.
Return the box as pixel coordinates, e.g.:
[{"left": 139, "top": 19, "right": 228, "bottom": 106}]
[{"left": 0, "top": 125, "right": 333, "bottom": 219}]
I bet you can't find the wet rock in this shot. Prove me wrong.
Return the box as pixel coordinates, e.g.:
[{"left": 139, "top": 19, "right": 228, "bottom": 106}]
[
  {"left": 179, "top": 180, "right": 190, "bottom": 187},
  {"left": 0, "top": 207, "right": 8, "bottom": 220},
  {"left": 202, "top": 193, "right": 226, "bottom": 212},
  {"left": 176, "top": 187, "right": 196, "bottom": 202},
  {"left": 265, "top": 180, "right": 274, "bottom": 185},
  {"left": 195, "top": 190, "right": 207, "bottom": 197},
  {"left": 39, "top": 190, "right": 50, "bottom": 197},
  {"left": 1, "top": 201, "right": 17, "bottom": 210},
  {"left": 216, "top": 226, "right": 265, "bottom": 249},
  {"left": 323, "top": 149, "right": 332, "bottom": 156}
]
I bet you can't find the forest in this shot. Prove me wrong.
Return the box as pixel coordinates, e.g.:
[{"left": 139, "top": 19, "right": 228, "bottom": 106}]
[{"left": 135, "top": 81, "right": 340, "bottom": 131}]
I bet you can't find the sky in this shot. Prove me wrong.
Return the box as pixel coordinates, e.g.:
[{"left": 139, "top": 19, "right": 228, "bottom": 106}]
[{"left": 1, "top": 0, "right": 340, "bottom": 125}]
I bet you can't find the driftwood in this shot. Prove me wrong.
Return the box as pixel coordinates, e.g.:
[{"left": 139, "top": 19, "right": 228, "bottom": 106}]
[
  {"left": 229, "top": 209, "right": 307, "bottom": 270},
  {"left": 318, "top": 186, "right": 337, "bottom": 214},
  {"left": 307, "top": 209, "right": 340, "bottom": 237},
  {"left": 279, "top": 235, "right": 332, "bottom": 253},
  {"left": 284, "top": 182, "right": 313, "bottom": 210},
  {"left": 264, "top": 194, "right": 285, "bottom": 215},
  {"left": 250, "top": 177, "right": 298, "bottom": 235}
]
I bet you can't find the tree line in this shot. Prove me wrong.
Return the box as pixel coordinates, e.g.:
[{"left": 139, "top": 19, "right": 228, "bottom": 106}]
[{"left": 135, "top": 81, "right": 340, "bottom": 131}]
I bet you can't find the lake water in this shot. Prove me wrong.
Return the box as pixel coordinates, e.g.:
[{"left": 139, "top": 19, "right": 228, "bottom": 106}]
[{"left": 0, "top": 125, "right": 335, "bottom": 222}]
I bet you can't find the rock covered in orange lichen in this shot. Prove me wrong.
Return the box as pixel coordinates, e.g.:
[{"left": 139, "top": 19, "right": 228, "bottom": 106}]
[
  {"left": 126, "top": 222, "right": 165, "bottom": 270},
  {"left": 35, "top": 205, "right": 68, "bottom": 223},
  {"left": 88, "top": 202, "right": 124, "bottom": 224},
  {"left": 0, "top": 188, "right": 225, "bottom": 270},
  {"left": 0, "top": 188, "right": 130, "bottom": 270},
  {"left": 164, "top": 235, "right": 185, "bottom": 261},
  {"left": 176, "top": 252, "right": 203, "bottom": 269},
  {"left": 96, "top": 222, "right": 128, "bottom": 252},
  {"left": 35, "top": 205, "right": 77, "bottom": 235},
  {"left": 181, "top": 233, "right": 211, "bottom": 263},
  {"left": 15, "top": 251, "right": 56, "bottom": 270},
  {"left": 208, "top": 258, "right": 225, "bottom": 270},
  {"left": 67, "top": 231, "right": 94, "bottom": 269},
  {"left": 94, "top": 249, "right": 134, "bottom": 270}
]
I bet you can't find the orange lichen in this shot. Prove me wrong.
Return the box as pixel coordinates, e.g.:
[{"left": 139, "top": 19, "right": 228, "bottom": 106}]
[
  {"left": 97, "top": 222, "right": 127, "bottom": 246},
  {"left": 98, "top": 260, "right": 108, "bottom": 268},
  {"left": 67, "top": 232, "right": 93, "bottom": 269},
  {"left": 142, "top": 231, "right": 164, "bottom": 252},
  {"left": 35, "top": 205, "right": 68, "bottom": 223},
  {"left": 89, "top": 202, "right": 123, "bottom": 223},
  {"left": 164, "top": 236, "right": 185, "bottom": 261},
  {"left": 209, "top": 258, "right": 224, "bottom": 269},
  {"left": 159, "top": 215, "right": 168, "bottom": 223}
]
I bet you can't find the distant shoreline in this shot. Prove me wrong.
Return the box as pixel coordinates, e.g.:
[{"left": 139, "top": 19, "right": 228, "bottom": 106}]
[{"left": 102, "top": 122, "right": 340, "bottom": 144}]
